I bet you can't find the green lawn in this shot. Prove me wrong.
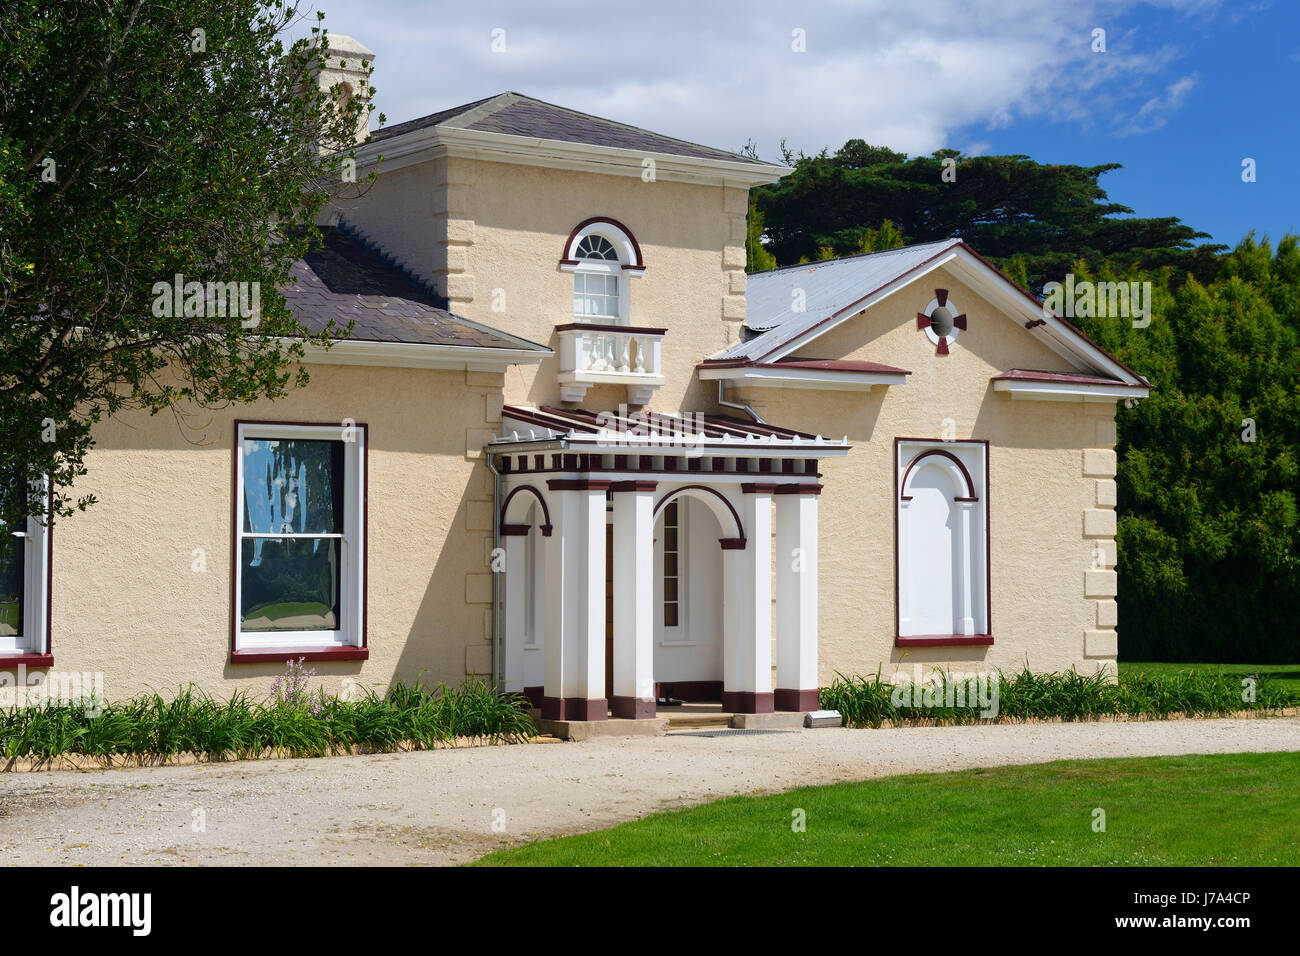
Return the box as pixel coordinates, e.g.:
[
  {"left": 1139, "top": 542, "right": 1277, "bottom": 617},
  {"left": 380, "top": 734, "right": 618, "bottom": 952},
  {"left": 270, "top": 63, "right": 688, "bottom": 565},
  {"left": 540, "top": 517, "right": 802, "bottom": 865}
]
[
  {"left": 475, "top": 753, "right": 1300, "bottom": 866},
  {"left": 1122, "top": 661, "right": 1300, "bottom": 694}
]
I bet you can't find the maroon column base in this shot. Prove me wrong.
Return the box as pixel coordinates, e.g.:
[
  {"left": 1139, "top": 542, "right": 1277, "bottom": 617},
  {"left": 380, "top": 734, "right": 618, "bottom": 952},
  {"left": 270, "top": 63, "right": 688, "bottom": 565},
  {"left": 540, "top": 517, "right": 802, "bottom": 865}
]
[
  {"left": 610, "top": 696, "right": 657, "bottom": 719},
  {"left": 774, "top": 688, "right": 821, "bottom": 712},
  {"left": 540, "top": 696, "right": 608, "bottom": 721},
  {"left": 721, "top": 691, "right": 774, "bottom": 714},
  {"left": 522, "top": 686, "right": 544, "bottom": 709}
]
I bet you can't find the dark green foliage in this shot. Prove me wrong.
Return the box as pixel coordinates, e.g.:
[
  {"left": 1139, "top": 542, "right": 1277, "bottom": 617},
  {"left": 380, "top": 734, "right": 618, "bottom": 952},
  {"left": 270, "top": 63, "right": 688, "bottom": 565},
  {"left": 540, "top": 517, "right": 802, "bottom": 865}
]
[
  {"left": 1072, "top": 236, "right": 1300, "bottom": 662},
  {"left": 750, "top": 139, "right": 1223, "bottom": 289},
  {"left": 818, "top": 667, "right": 1299, "bottom": 729},
  {"left": 0, "top": 2, "right": 375, "bottom": 529},
  {"left": 0, "top": 679, "right": 536, "bottom": 761}
]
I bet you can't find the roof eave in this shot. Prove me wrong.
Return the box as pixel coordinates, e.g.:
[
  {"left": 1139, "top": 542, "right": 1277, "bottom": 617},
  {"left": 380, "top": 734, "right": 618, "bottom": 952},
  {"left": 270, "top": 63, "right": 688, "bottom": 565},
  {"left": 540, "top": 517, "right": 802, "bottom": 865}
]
[
  {"left": 349, "top": 124, "right": 790, "bottom": 186},
  {"left": 287, "top": 337, "right": 551, "bottom": 371},
  {"left": 992, "top": 379, "right": 1151, "bottom": 402},
  {"left": 698, "top": 363, "right": 908, "bottom": 391}
]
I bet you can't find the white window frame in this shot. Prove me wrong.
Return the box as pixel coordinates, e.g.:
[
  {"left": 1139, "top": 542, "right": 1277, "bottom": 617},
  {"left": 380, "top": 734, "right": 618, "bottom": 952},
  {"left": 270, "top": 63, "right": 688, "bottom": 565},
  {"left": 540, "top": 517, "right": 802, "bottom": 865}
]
[
  {"left": 896, "top": 440, "right": 988, "bottom": 638},
  {"left": 572, "top": 261, "right": 626, "bottom": 323},
  {"left": 0, "top": 478, "right": 51, "bottom": 657},
  {"left": 234, "top": 422, "right": 366, "bottom": 651},
  {"left": 658, "top": 497, "right": 688, "bottom": 638},
  {"left": 561, "top": 220, "right": 644, "bottom": 325}
]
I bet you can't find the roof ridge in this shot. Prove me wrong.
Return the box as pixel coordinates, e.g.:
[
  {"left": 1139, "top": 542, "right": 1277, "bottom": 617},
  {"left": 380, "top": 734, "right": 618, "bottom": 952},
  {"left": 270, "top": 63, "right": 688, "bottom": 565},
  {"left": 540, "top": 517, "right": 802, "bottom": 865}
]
[
  {"left": 747, "top": 238, "right": 961, "bottom": 278},
  {"left": 475, "top": 92, "right": 776, "bottom": 165}
]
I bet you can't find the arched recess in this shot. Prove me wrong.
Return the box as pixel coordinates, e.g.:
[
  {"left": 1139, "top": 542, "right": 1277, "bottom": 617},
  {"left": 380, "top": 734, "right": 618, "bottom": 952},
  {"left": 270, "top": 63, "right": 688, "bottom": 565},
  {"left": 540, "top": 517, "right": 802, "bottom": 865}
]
[
  {"left": 896, "top": 443, "right": 988, "bottom": 640},
  {"left": 653, "top": 484, "right": 744, "bottom": 547},
  {"left": 901, "top": 449, "right": 978, "bottom": 501},
  {"left": 559, "top": 217, "right": 645, "bottom": 274},
  {"left": 501, "top": 485, "right": 553, "bottom": 535}
]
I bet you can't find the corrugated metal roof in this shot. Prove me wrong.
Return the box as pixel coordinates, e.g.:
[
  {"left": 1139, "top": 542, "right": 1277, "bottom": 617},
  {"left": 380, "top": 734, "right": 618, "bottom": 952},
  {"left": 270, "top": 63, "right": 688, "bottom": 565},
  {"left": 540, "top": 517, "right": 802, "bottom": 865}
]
[{"left": 715, "top": 239, "right": 960, "bottom": 362}]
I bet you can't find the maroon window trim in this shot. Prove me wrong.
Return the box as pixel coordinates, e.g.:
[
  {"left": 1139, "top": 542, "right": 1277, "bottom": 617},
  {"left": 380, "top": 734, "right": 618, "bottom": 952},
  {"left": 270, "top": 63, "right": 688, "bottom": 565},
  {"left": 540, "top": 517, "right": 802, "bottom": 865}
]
[
  {"left": 500, "top": 484, "right": 553, "bottom": 535},
  {"left": 229, "top": 420, "right": 370, "bottom": 665},
  {"left": 652, "top": 484, "right": 744, "bottom": 542},
  {"left": 230, "top": 646, "right": 370, "bottom": 664},
  {"left": 895, "top": 634, "right": 994, "bottom": 648},
  {"left": 560, "top": 217, "right": 645, "bottom": 271},
  {"left": 893, "top": 438, "right": 993, "bottom": 646}
]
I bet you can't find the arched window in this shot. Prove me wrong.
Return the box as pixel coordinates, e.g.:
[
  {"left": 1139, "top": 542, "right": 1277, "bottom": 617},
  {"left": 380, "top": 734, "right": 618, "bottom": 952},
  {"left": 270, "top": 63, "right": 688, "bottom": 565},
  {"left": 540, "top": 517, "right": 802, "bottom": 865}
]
[
  {"left": 896, "top": 440, "right": 989, "bottom": 641},
  {"left": 560, "top": 218, "right": 645, "bottom": 324}
]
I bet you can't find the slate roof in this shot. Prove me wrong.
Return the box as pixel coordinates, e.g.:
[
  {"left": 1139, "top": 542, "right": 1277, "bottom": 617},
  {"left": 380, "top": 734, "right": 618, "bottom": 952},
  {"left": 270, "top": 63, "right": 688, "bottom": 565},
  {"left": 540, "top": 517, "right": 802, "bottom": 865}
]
[
  {"left": 370, "top": 91, "right": 768, "bottom": 165},
  {"left": 283, "top": 226, "right": 548, "bottom": 352}
]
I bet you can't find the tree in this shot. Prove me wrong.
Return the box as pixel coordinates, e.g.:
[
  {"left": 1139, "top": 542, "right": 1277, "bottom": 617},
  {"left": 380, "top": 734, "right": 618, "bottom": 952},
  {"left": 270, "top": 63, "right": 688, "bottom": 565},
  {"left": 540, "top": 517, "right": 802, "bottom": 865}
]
[
  {"left": 0, "top": 1, "right": 375, "bottom": 530},
  {"left": 751, "top": 139, "right": 1224, "bottom": 290},
  {"left": 1072, "top": 236, "right": 1300, "bottom": 662}
]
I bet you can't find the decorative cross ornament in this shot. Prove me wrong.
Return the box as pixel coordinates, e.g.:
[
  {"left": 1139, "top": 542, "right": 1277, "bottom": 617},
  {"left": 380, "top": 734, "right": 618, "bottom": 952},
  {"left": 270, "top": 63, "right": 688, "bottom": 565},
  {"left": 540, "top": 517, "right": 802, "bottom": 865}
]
[{"left": 916, "top": 288, "right": 967, "bottom": 355}]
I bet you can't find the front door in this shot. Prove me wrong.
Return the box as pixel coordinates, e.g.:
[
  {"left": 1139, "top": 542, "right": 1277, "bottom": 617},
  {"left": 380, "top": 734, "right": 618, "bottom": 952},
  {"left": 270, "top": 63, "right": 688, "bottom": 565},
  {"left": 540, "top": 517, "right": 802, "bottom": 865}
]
[{"left": 605, "top": 523, "right": 614, "bottom": 699}]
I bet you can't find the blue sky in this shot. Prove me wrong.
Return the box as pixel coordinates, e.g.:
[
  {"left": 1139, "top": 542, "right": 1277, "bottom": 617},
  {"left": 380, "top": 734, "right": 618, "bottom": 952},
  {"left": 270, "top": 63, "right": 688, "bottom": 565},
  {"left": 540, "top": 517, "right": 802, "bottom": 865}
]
[{"left": 299, "top": 0, "right": 1297, "bottom": 249}]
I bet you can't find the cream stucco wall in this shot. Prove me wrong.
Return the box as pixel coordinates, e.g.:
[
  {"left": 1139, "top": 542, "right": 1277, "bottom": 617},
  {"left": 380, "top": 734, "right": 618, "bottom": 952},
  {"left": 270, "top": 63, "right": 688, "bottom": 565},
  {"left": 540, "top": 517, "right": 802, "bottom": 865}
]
[
  {"left": 734, "top": 265, "right": 1120, "bottom": 683},
  {"left": 330, "top": 156, "right": 750, "bottom": 413},
  {"left": 39, "top": 364, "right": 504, "bottom": 700}
]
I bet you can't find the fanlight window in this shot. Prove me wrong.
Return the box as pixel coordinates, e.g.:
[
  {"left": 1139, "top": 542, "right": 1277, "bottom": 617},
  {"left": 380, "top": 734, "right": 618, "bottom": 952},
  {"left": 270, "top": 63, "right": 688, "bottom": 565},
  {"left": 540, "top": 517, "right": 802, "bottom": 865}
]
[{"left": 575, "top": 235, "right": 619, "bottom": 261}]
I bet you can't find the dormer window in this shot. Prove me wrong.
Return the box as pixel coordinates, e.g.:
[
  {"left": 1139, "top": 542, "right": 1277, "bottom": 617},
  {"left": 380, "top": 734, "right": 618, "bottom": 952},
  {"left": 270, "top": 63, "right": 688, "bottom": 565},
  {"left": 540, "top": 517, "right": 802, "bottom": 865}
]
[{"left": 560, "top": 217, "right": 646, "bottom": 325}]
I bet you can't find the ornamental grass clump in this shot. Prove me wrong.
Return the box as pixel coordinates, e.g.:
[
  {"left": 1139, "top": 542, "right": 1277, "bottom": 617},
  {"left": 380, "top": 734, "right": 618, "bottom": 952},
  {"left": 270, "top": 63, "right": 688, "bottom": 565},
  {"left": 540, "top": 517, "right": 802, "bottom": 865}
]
[
  {"left": 0, "top": 663, "right": 536, "bottom": 762},
  {"left": 820, "top": 666, "right": 1300, "bottom": 729}
]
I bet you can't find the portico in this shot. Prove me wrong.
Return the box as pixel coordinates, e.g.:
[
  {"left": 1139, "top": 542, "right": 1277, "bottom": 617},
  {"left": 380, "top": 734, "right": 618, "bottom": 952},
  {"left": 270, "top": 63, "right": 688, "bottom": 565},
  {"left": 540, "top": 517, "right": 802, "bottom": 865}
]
[{"left": 490, "top": 406, "right": 847, "bottom": 719}]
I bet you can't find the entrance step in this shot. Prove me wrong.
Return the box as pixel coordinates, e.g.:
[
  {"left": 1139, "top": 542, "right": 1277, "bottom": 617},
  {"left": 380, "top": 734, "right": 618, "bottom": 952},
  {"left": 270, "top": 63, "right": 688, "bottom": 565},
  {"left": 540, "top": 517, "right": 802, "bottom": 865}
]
[{"left": 664, "top": 711, "right": 733, "bottom": 731}]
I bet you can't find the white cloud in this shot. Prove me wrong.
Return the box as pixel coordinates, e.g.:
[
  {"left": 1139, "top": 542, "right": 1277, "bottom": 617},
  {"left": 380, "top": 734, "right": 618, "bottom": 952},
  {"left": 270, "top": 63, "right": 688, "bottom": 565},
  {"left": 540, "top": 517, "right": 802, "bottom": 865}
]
[
  {"left": 299, "top": 0, "right": 1226, "bottom": 160},
  {"left": 1116, "top": 73, "right": 1199, "bottom": 136}
]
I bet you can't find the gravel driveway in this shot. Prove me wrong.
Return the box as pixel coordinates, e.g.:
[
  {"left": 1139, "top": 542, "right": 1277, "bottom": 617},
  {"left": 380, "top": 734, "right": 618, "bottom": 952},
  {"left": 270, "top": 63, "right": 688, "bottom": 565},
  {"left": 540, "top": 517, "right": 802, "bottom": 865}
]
[{"left": 3, "top": 716, "right": 1297, "bottom": 866}]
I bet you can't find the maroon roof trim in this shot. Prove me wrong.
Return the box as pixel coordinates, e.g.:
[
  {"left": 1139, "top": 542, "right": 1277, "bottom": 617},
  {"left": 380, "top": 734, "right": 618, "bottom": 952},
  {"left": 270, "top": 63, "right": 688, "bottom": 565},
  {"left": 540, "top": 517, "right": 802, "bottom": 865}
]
[
  {"left": 501, "top": 405, "right": 821, "bottom": 443},
  {"left": 991, "top": 368, "right": 1148, "bottom": 388},
  {"left": 757, "top": 358, "right": 911, "bottom": 375}
]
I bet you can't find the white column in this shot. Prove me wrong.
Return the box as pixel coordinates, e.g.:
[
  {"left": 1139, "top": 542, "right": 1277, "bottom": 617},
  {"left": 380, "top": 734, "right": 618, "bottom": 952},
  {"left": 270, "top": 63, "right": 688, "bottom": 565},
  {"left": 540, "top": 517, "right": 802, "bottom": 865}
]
[
  {"left": 956, "top": 500, "right": 976, "bottom": 635},
  {"left": 775, "top": 487, "right": 819, "bottom": 711},
  {"left": 502, "top": 532, "right": 527, "bottom": 693},
  {"left": 542, "top": 480, "right": 609, "bottom": 720},
  {"left": 898, "top": 499, "right": 912, "bottom": 636},
  {"left": 723, "top": 484, "right": 773, "bottom": 713},
  {"left": 612, "top": 483, "right": 656, "bottom": 718}
]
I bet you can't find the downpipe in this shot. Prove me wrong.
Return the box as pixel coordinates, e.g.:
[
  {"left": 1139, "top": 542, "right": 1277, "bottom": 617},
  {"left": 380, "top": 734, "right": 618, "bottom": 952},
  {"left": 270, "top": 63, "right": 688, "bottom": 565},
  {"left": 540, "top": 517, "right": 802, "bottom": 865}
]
[
  {"left": 486, "top": 450, "right": 503, "bottom": 693},
  {"left": 717, "top": 379, "right": 765, "bottom": 424}
]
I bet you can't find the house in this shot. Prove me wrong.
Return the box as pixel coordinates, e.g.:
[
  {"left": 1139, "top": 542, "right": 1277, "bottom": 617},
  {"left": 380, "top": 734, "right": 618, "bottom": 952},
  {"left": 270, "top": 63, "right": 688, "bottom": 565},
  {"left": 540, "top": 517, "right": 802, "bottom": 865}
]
[{"left": 1, "top": 37, "right": 1150, "bottom": 717}]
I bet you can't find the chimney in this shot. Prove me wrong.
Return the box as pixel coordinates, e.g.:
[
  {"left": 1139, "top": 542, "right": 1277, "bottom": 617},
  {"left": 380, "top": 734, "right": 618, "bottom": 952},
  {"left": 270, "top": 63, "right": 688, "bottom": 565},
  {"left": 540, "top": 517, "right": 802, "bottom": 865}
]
[{"left": 305, "top": 33, "right": 376, "bottom": 148}]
